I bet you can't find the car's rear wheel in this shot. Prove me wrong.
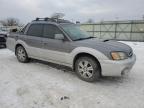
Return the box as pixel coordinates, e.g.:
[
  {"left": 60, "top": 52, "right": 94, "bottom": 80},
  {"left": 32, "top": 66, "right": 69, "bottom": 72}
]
[
  {"left": 16, "top": 46, "right": 29, "bottom": 63},
  {"left": 75, "top": 56, "right": 101, "bottom": 82}
]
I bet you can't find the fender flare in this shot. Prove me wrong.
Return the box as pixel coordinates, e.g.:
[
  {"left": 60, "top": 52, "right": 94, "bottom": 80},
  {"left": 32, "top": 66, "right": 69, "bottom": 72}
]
[{"left": 70, "top": 47, "right": 109, "bottom": 68}]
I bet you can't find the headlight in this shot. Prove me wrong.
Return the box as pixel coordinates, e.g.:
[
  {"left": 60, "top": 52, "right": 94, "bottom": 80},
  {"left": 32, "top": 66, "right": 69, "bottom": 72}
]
[{"left": 111, "top": 52, "right": 127, "bottom": 60}]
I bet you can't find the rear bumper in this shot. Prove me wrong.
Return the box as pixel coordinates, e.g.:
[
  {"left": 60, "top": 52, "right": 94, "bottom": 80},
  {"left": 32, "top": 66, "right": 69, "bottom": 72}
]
[{"left": 100, "top": 54, "right": 136, "bottom": 76}]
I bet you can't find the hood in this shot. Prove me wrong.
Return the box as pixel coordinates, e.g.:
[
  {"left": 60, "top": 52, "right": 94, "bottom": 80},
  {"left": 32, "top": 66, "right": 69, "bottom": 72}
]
[{"left": 74, "top": 38, "right": 133, "bottom": 59}]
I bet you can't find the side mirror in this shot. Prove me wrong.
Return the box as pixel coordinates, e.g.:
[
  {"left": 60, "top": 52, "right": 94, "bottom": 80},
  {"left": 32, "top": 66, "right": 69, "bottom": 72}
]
[{"left": 54, "top": 34, "right": 64, "bottom": 40}]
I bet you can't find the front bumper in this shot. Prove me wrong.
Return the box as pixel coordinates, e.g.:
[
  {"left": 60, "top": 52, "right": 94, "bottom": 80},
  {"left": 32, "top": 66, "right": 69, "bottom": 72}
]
[
  {"left": 0, "top": 42, "right": 6, "bottom": 45},
  {"left": 100, "top": 54, "right": 136, "bottom": 76}
]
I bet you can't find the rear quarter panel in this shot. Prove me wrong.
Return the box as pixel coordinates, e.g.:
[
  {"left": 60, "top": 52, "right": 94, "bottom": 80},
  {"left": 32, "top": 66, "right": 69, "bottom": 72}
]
[{"left": 6, "top": 33, "right": 17, "bottom": 52}]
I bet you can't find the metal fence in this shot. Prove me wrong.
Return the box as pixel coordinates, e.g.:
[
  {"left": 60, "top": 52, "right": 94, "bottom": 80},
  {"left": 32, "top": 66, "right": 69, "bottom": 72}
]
[{"left": 80, "top": 20, "right": 144, "bottom": 41}]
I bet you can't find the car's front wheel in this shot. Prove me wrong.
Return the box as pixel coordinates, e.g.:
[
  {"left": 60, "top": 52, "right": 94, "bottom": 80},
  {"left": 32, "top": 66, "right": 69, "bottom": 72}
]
[
  {"left": 75, "top": 56, "right": 101, "bottom": 82},
  {"left": 16, "top": 46, "right": 29, "bottom": 63}
]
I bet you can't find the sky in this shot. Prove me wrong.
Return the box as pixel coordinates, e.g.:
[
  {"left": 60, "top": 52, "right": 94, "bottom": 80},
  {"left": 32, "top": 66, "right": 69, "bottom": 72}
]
[{"left": 0, "top": 0, "right": 144, "bottom": 24}]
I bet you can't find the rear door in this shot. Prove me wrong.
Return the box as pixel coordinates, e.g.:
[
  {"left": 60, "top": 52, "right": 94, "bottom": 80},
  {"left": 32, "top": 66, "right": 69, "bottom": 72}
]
[{"left": 25, "top": 24, "right": 44, "bottom": 58}]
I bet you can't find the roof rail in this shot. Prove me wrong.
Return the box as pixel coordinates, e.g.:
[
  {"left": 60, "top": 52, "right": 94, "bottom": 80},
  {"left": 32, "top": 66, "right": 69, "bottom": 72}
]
[
  {"left": 35, "top": 17, "right": 56, "bottom": 21},
  {"left": 33, "top": 17, "right": 73, "bottom": 24}
]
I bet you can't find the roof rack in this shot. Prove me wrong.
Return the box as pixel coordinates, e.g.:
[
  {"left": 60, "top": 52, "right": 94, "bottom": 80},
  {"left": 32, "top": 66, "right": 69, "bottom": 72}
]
[
  {"left": 34, "top": 17, "right": 73, "bottom": 24},
  {"left": 35, "top": 17, "right": 56, "bottom": 22}
]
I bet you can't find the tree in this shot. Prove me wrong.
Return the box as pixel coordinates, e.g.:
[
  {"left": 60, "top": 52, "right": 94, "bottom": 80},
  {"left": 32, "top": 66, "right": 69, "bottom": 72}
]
[
  {"left": 86, "top": 18, "right": 95, "bottom": 23},
  {"left": 0, "top": 18, "right": 20, "bottom": 26}
]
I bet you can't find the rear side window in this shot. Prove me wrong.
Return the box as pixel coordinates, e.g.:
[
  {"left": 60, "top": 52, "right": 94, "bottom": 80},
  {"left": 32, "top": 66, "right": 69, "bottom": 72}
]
[
  {"left": 27, "top": 24, "right": 43, "bottom": 37},
  {"left": 43, "top": 24, "right": 62, "bottom": 39}
]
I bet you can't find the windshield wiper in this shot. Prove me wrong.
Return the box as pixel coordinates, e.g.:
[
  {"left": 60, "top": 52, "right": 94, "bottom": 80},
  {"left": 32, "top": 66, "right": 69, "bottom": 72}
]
[{"left": 74, "top": 36, "right": 96, "bottom": 41}]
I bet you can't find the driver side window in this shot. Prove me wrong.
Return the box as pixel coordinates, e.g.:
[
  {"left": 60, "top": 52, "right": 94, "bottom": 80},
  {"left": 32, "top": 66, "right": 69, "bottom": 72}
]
[{"left": 43, "top": 24, "right": 62, "bottom": 39}]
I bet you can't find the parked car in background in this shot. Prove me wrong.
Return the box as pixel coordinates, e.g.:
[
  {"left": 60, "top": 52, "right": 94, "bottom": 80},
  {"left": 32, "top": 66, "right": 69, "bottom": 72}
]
[
  {"left": 0, "top": 29, "right": 7, "bottom": 48},
  {"left": 6, "top": 17, "right": 136, "bottom": 82}
]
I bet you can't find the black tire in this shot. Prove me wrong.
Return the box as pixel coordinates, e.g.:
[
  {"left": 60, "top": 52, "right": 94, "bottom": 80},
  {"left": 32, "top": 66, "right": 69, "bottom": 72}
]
[
  {"left": 75, "top": 56, "right": 101, "bottom": 82},
  {"left": 16, "top": 46, "right": 29, "bottom": 63}
]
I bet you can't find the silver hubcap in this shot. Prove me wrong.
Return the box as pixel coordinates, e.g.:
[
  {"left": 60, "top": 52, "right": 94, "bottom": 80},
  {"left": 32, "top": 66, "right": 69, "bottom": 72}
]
[
  {"left": 78, "top": 60, "right": 94, "bottom": 78},
  {"left": 17, "top": 48, "right": 26, "bottom": 61}
]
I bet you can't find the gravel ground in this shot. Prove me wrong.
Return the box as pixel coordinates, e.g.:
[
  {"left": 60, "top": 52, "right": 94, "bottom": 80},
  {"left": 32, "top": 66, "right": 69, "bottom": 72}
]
[{"left": 0, "top": 42, "right": 144, "bottom": 108}]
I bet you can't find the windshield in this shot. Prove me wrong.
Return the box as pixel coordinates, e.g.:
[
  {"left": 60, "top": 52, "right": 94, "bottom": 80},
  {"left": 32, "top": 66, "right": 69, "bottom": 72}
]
[{"left": 61, "top": 24, "right": 91, "bottom": 41}]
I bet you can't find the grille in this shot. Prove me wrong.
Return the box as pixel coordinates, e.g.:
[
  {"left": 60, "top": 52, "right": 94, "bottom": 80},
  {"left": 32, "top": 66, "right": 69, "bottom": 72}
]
[{"left": 0, "top": 37, "right": 6, "bottom": 42}]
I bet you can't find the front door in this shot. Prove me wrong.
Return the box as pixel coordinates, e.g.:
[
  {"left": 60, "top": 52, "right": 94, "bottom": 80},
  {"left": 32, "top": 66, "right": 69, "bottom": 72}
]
[{"left": 41, "top": 24, "right": 70, "bottom": 64}]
